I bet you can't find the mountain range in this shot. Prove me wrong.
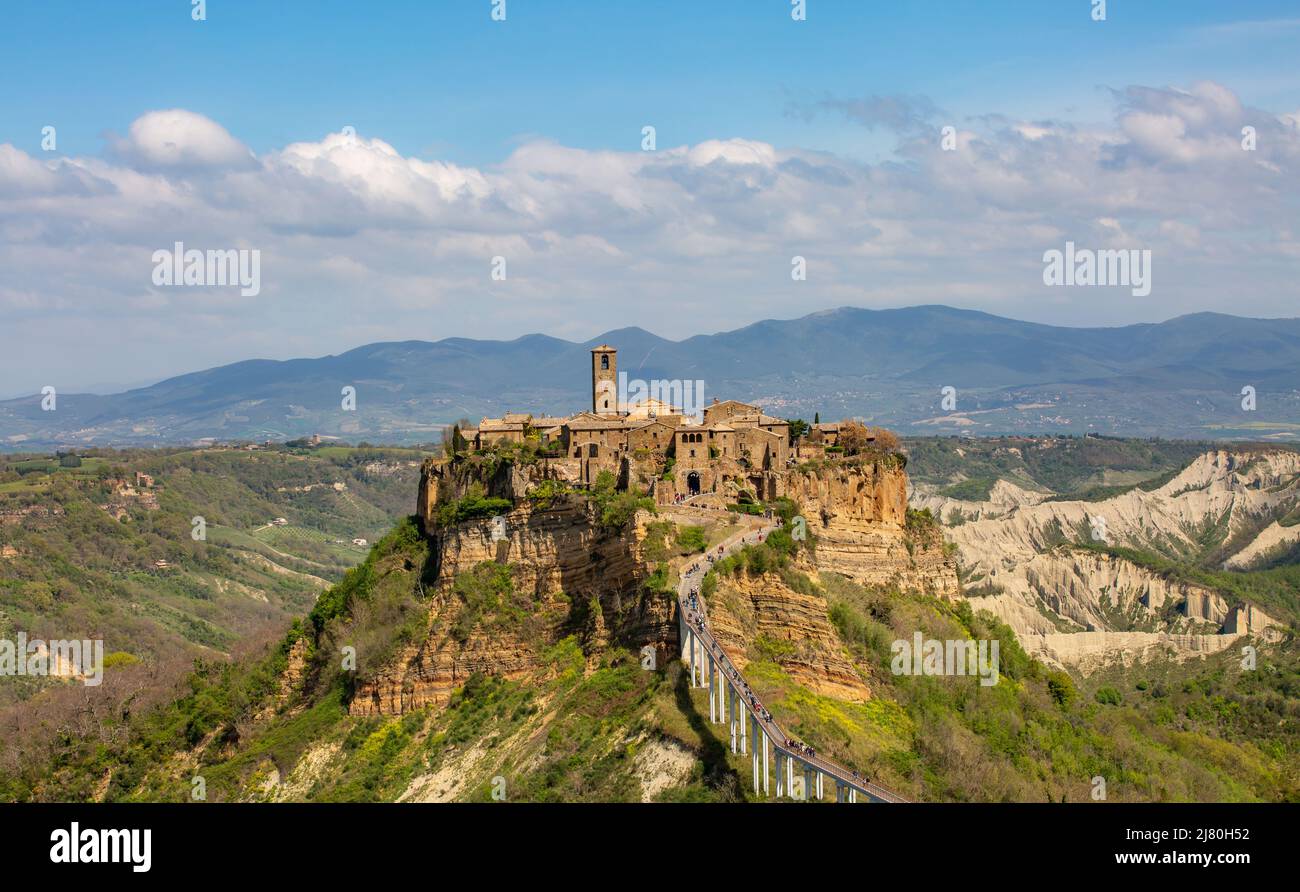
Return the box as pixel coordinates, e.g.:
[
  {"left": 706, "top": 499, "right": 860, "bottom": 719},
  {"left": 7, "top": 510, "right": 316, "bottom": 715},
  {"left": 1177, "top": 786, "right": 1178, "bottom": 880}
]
[{"left": 4, "top": 305, "right": 1300, "bottom": 448}]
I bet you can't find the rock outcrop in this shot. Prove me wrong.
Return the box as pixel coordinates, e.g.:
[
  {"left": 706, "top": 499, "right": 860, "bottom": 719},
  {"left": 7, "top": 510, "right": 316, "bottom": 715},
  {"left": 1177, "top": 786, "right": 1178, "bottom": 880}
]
[
  {"left": 352, "top": 461, "right": 672, "bottom": 716},
  {"left": 1032, "top": 630, "right": 1242, "bottom": 676},
  {"left": 785, "top": 459, "right": 960, "bottom": 598},
  {"left": 1223, "top": 520, "right": 1300, "bottom": 569},
  {"left": 706, "top": 572, "right": 870, "bottom": 702},
  {"left": 355, "top": 451, "right": 960, "bottom": 715},
  {"left": 936, "top": 450, "right": 1295, "bottom": 672}
]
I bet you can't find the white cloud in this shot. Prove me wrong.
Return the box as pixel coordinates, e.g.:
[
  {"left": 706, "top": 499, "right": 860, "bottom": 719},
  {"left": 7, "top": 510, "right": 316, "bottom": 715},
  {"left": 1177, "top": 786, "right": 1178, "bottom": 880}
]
[
  {"left": 108, "top": 109, "right": 256, "bottom": 171},
  {"left": 2, "top": 84, "right": 1299, "bottom": 392}
]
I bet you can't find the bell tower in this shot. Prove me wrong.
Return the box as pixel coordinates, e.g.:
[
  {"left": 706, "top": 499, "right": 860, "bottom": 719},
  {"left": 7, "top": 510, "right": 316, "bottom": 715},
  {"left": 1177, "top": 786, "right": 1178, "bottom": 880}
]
[{"left": 591, "top": 345, "right": 618, "bottom": 415}]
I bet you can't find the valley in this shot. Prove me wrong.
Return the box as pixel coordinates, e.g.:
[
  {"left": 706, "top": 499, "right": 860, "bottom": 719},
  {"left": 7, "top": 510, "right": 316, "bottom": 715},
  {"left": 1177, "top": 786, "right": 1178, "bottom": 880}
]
[
  {"left": 2, "top": 433, "right": 1292, "bottom": 803},
  {"left": 0, "top": 443, "right": 430, "bottom": 782}
]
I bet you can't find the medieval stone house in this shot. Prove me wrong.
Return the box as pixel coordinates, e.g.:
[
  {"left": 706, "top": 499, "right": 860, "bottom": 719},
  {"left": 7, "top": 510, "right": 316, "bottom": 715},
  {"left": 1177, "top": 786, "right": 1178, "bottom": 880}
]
[{"left": 469, "top": 345, "right": 805, "bottom": 500}]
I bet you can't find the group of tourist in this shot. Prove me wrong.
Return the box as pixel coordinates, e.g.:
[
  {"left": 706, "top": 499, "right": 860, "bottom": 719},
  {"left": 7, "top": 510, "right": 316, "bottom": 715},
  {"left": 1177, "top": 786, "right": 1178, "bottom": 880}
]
[
  {"left": 735, "top": 675, "right": 771, "bottom": 722},
  {"left": 672, "top": 512, "right": 880, "bottom": 793},
  {"left": 785, "top": 738, "right": 816, "bottom": 759},
  {"left": 708, "top": 634, "right": 774, "bottom": 725}
]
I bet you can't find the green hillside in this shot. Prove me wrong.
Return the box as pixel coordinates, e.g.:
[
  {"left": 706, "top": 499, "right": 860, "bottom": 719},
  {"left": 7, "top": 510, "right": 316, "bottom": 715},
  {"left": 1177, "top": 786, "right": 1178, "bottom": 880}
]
[
  {"left": 12, "top": 513, "right": 1295, "bottom": 804},
  {"left": 0, "top": 444, "right": 430, "bottom": 780},
  {"left": 904, "top": 435, "right": 1221, "bottom": 496}
]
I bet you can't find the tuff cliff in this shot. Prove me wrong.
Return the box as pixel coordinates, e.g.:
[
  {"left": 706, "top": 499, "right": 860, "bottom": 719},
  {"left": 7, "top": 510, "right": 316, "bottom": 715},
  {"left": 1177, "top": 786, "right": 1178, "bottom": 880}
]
[
  {"left": 924, "top": 449, "right": 1295, "bottom": 672},
  {"left": 352, "top": 458, "right": 671, "bottom": 716},
  {"left": 784, "top": 458, "right": 960, "bottom": 598},
  {"left": 353, "top": 452, "right": 957, "bottom": 716},
  {"left": 704, "top": 571, "right": 872, "bottom": 701},
  {"left": 698, "top": 458, "right": 958, "bottom": 702}
]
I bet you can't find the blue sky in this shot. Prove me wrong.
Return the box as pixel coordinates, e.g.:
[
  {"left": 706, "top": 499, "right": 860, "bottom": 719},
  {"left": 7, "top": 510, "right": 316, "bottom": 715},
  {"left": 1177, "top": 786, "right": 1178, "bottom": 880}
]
[
  {"left": 5, "top": 0, "right": 1298, "bottom": 164},
  {"left": 2, "top": 1, "right": 1299, "bottom": 395}
]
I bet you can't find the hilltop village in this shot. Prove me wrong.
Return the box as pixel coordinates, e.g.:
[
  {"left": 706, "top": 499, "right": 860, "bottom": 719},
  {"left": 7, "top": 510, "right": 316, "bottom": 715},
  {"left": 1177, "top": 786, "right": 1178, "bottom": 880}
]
[{"left": 451, "top": 345, "right": 868, "bottom": 505}]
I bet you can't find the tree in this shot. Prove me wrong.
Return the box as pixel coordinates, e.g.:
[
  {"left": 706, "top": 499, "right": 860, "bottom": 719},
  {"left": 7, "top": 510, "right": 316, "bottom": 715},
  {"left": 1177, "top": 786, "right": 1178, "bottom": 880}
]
[
  {"left": 675, "top": 525, "right": 707, "bottom": 554},
  {"left": 813, "top": 412, "right": 820, "bottom": 424},
  {"left": 1047, "top": 671, "right": 1077, "bottom": 707},
  {"left": 442, "top": 423, "right": 470, "bottom": 457},
  {"left": 869, "top": 427, "right": 901, "bottom": 451},
  {"left": 838, "top": 421, "right": 871, "bottom": 455},
  {"left": 837, "top": 422, "right": 901, "bottom": 456},
  {"left": 787, "top": 418, "right": 809, "bottom": 440}
]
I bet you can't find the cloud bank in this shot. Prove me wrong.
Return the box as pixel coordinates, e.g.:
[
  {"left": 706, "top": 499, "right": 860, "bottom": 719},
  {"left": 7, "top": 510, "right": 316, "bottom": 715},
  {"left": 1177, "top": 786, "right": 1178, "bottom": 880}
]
[{"left": 1, "top": 82, "right": 1298, "bottom": 393}]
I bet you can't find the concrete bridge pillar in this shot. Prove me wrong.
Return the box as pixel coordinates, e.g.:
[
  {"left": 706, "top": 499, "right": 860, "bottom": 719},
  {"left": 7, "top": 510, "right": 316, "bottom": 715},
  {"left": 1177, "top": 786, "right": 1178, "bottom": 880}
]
[
  {"left": 803, "top": 765, "right": 814, "bottom": 802},
  {"left": 762, "top": 732, "right": 770, "bottom": 796},
  {"left": 750, "top": 716, "right": 760, "bottom": 794},
  {"left": 688, "top": 629, "right": 696, "bottom": 687},
  {"left": 717, "top": 663, "right": 724, "bottom": 723},
  {"left": 775, "top": 750, "right": 785, "bottom": 798},
  {"left": 712, "top": 652, "right": 722, "bottom": 722},
  {"left": 715, "top": 659, "right": 722, "bottom": 723},
  {"left": 730, "top": 686, "right": 738, "bottom": 754},
  {"left": 738, "top": 697, "right": 747, "bottom": 755}
]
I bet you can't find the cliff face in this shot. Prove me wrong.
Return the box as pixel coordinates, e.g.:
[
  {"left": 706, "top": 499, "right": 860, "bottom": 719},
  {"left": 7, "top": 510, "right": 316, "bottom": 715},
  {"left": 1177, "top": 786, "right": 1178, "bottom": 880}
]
[
  {"left": 706, "top": 572, "right": 871, "bottom": 702},
  {"left": 1020, "top": 549, "right": 1228, "bottom": 634},
  {"left": 355, "top": 453, "right": 958, "bottom": 716},
  {"left": 931, "top": 449, "right": 1296, "bottom": 671},
  {"left": 353, "top": 461, "right": 671, "bottom": 716},
  {"left": 784, "top": 460, "right": 960, "bottom": 598},
  {"left": 701, "top": 458, "right": 962, "bottom": 703}
]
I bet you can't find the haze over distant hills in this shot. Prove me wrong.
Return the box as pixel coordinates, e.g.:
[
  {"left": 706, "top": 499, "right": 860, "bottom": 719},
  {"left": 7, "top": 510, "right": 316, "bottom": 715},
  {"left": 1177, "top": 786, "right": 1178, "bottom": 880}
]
[{"left": 4, "top": 305, "right": 1300, "bottom": 448}]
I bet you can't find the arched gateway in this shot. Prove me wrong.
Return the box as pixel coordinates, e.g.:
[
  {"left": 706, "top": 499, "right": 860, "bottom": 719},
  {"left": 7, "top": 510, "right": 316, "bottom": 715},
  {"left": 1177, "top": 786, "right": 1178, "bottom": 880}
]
[{"left": 687, "top": 471, "right": 701, "bottom": 495}]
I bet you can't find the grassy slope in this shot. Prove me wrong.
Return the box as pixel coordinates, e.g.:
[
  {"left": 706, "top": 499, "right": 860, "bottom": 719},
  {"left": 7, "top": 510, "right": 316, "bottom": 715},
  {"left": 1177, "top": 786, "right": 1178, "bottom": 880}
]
[
  {"left": 13, "top": 516, "right": 746, "bottom": 803},
  {"left": 7, "top": 442, "right": 1298, "bottom": 803},
  {"left": 905, "top": 436, "right": 1221, "bottom": 495},
  {"left": 782, "top": 571, "right": 1296, "bottom": 802},
  {"left": 26, "top": 509, "right": 1293, "bottom": 804},
  {"left": 0, "top": 445, "right": 429, "bottom": 783}
]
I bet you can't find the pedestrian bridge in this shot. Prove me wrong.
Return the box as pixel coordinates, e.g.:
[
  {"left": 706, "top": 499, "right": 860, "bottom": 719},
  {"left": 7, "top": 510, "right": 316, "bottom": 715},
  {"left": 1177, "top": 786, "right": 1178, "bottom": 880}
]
[{"left": 675, "top": 519, "right": 908, "bottom": 804}]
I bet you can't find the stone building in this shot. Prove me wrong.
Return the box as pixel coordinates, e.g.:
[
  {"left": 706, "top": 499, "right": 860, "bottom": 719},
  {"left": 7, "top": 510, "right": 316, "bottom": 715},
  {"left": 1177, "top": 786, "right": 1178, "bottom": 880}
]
[
  {"left": 810, "top": 422, "right": 841, "bottom": 446},
  {"left": 468, "top": 345, "right": 823, "bottom": 501}
]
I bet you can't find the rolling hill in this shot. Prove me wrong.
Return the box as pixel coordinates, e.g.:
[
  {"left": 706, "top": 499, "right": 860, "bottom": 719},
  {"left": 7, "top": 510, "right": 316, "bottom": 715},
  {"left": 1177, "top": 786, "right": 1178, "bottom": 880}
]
[{"left": 5, "top": 306, "right": 1300, "bottom": 447}]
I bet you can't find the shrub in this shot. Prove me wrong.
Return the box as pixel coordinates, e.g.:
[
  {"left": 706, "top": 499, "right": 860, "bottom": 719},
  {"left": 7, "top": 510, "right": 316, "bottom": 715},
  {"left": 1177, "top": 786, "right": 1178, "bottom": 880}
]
[
  {"left": 450, "top": 562, "right": 519, "bottom": 642},
  {"left": 1095, "top": 686, "right": 1122, "bottom": 706},
  {"left": 1047, "top": 671, "right": 1077, "bottom": 708},
  {"left": 436, "top": 483, "right": 513, "bottom": 527},
  {"left": 526, "top": 478, "right": 572, "bottom": 509},
  {"left": 675, "top": 525, "right": 707, "bottom": 554},
  {"left": 752, "top": 634, "right": 795, "bottom": 662},
  {"left": 590, "top": 471, "right": 654, "bottom": 530},
  {"left": 643, "top": 564, "right": 674, "bottom": 595},
  {"left": 700, "top": 571, "right": 718, "bottom": 601}
]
